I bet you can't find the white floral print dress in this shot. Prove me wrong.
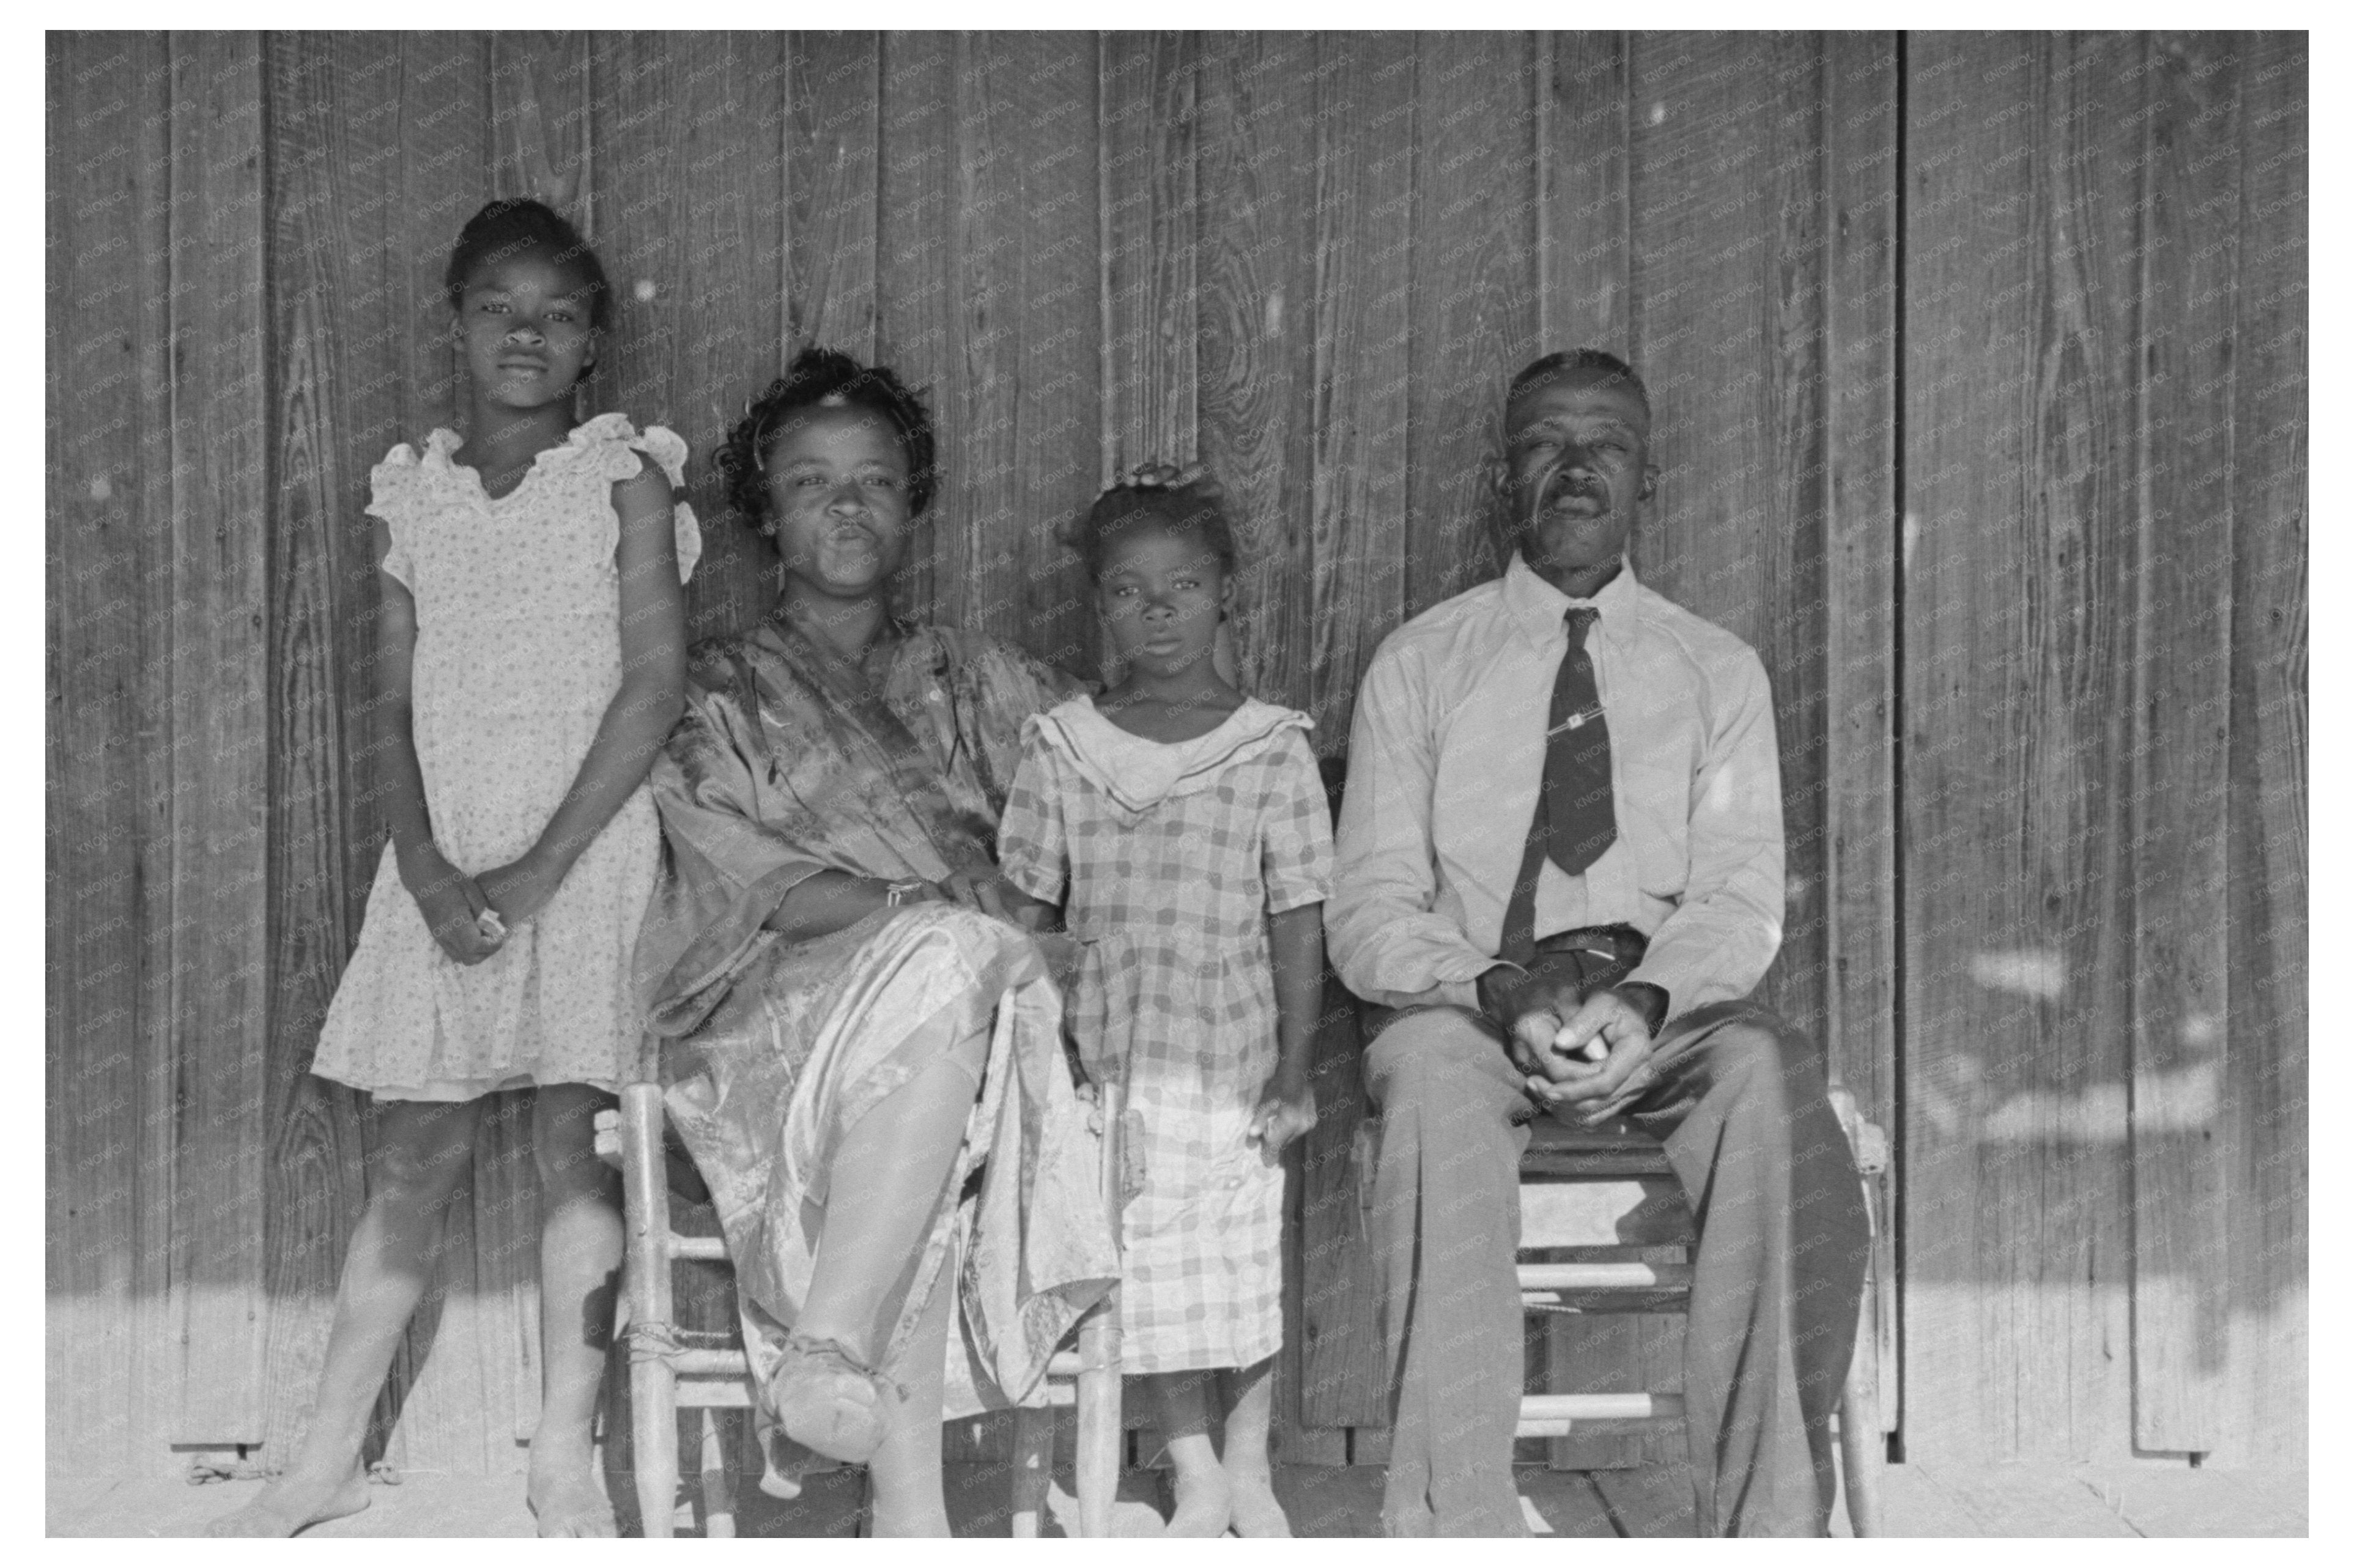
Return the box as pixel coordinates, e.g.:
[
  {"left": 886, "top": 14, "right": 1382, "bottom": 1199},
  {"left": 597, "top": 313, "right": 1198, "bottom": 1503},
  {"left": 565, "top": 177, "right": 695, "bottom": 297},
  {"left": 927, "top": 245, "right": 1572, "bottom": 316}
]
[{"left": 311, "top": 413, "right": 701, "bottom": 1100}]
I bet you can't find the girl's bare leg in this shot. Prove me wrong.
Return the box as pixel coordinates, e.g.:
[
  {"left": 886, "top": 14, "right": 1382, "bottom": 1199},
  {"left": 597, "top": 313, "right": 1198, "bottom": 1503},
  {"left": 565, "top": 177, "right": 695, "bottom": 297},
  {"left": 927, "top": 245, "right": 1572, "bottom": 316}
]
[
  {"left": 1220, "top": 1358, "right": 1290, "bottom": 1536},
  {"left": 1152, "top": 1370, "right": 1232, "bottom": 1536},
  {"left": 526, "top": 1084, "right": 623, "bottom": 1537},
  {"left": 866, "top": 1263, "right": 954, "bottom": 1537},
  {"left": 204, "top": 1097, "right": 486, "bottom": 1537}
]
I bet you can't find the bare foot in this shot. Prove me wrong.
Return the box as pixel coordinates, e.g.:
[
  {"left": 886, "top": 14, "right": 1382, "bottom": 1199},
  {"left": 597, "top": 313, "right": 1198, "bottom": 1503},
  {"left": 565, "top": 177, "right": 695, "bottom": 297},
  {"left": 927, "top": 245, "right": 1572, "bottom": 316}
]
[
  {"left": 202, "top": 1468, "right": 372, "bottom": 1537},
  {"left": 1226, "top": 1465, "right": 1292, "bottom": 1537},
  {"left": 1163, "top": 1462, "right": 1232, "bottom": 1537},
  {"left": 527, "top": 1454, "right": 616, "bottom": 1538}
]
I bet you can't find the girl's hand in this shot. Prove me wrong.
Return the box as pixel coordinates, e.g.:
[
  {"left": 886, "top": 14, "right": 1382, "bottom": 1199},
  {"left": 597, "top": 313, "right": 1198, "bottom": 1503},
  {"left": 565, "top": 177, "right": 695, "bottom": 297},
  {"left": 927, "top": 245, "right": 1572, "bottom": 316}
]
[
  {"left": 476, "top": 849, "right": 567, "bottom": 930},
  {"left": 1248, "top": 1072, "right": 1317, "bottom": 1166},
  {"left": 401, "top": 846, "right": 502, "bottom": 965}
]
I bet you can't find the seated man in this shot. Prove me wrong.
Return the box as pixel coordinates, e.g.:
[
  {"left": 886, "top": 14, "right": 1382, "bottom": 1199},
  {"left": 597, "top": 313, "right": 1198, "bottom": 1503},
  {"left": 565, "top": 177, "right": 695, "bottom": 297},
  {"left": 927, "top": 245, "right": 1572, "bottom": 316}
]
[{"left": 1327, "top": 349, "right": 1871, "bottom": 1537}]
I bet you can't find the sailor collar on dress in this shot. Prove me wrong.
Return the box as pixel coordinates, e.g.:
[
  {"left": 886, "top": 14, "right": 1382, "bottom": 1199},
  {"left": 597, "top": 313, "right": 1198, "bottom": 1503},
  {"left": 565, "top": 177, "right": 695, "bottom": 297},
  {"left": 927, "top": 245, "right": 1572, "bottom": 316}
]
[
  {"left": 1029, "top": 695, "right": 1311, "bottom": 815},
  {"left": 1501, "top": 549, "right": 1640, "bottom": 653}
]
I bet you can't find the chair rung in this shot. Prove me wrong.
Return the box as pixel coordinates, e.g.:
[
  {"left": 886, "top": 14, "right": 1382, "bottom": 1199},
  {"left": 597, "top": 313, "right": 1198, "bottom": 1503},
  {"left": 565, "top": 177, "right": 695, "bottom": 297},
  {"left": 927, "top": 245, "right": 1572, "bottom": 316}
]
[
  {"left": 1517, "top": 1262, "right": 1692, "bottom": 1290},
  {"left": 669, "top": 1235, "right": 728, "bottom": 1262},
  {"left": 675, "top": 1377, "right": 755, "bottom": 1410},
  {"left": 1516, "top": 1414, "right": 1684, "bottom": 1437},
  {"left": 1522, "top": 1290, "right": 1689, "bottom": 1312},
  {"left": 1045, "top": 1350, "right": 1084, "bottom": 1380},
  {"left": 1519, "top": 1392, "right": 1684, "bottom": 1422},
  {"left": 672, "top": 1347, "right": 751, "bottom": 1377}
]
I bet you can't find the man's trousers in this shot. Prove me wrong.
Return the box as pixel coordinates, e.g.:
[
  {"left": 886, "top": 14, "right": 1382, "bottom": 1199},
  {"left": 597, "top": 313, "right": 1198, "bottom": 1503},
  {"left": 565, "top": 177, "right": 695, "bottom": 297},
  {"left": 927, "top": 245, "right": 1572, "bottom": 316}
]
[{"left": 1360, "top": 1000, "right": 1871, "bottom": 1537}]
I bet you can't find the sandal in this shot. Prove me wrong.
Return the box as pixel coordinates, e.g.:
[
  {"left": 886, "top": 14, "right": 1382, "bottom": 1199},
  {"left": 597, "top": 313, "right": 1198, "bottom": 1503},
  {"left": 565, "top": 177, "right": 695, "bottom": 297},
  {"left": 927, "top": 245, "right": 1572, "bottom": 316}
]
[{"left": 768, "top": 1333, "right": 899, "bottom": 1465}]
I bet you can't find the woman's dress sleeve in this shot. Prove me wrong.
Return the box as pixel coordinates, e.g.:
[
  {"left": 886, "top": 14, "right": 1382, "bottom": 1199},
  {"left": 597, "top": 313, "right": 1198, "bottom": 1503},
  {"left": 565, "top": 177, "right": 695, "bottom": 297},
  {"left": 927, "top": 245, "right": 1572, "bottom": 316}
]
[{"left": 637, "top": 657, "right": 834, "bottom": 1034}]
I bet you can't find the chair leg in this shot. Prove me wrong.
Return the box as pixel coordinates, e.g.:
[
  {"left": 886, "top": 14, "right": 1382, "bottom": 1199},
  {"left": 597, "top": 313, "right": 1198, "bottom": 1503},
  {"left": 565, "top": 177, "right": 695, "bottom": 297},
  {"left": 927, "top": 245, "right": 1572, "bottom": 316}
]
[
  {"left": 1010, "top": 1405, "right": 1053, "bottom": 1539},
  {"left": 631, "top": 1352, "right": 681, "bottom": 1536},
  {"left": 621, "top": 1082, "right": 681, "bottom": 1537},
  {"left": 1075, "top": 1301, "right": 1121, "bottom": 1539},
  {"left": 1838, "top": 1385, "right": 1882, "bottom": 1536},
  {"left": 698, "top": 1408, "right": 737, "bottom": 1539},
  {"left": 1075, "top": 1074, "right": 1126, "bottom": 1540}
]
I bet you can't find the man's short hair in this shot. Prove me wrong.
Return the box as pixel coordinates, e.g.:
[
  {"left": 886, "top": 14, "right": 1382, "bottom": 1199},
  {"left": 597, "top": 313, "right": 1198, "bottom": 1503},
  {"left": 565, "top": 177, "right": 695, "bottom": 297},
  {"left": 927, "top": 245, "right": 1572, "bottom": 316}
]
[{"left": 1508, "top": 349, "right": 1652, "bottom": 421}]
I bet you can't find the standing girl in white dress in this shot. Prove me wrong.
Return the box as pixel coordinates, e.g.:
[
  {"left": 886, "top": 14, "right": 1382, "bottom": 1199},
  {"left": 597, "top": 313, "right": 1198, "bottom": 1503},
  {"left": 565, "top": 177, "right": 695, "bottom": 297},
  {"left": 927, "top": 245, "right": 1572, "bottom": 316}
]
[
  {"left": 208, "top": 198, "right": 698, "bottom": 1537},
  {"left": 998, "top": 471, "right": 1332, "bottom": 1537}
]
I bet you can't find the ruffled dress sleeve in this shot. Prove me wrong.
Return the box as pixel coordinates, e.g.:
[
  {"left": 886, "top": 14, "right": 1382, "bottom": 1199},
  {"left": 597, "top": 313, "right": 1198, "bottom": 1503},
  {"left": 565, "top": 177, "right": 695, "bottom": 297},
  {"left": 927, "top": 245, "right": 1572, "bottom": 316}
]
[
  {"left": 584, "top": 415, "right": 703, "bottom": 584},
  {"left": 363, "top": 442, "right": 424, "bottom": 591}
]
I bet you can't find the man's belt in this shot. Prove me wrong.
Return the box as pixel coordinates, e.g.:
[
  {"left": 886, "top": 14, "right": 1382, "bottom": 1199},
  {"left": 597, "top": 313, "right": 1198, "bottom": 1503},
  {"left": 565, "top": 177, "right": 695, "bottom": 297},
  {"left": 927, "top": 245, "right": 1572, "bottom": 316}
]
[{"left": 1521, "top": 922, "right": 1648, "bottom": 998}]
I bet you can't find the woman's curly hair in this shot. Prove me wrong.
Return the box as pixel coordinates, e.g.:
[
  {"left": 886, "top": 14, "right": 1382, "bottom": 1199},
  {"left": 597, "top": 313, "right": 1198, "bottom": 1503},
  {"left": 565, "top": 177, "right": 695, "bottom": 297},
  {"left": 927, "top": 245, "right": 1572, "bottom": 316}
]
[
  {"left": 1059, "top": 468, "right": 1240, "bottom": 582},
  {"left": 716, "top": 347, "right": 938, "bottom": 534}
]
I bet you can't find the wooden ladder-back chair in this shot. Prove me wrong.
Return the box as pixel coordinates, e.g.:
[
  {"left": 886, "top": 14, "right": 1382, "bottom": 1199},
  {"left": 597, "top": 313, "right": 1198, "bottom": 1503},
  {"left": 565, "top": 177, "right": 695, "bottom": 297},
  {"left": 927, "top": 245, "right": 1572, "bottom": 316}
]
[
  {"left": 598, "top": 1065, "right": 1127, "bottom": 1538},
  {"left": 1510, "top": 1087, "right": 1889, "bottom": 1536}
]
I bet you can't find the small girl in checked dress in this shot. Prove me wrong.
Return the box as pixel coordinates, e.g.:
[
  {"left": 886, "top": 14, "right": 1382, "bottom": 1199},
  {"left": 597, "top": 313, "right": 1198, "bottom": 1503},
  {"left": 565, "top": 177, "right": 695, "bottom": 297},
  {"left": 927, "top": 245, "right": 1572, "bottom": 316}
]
[{"left": 998, "top": 470, "right": 1332, "bottom": 1537}]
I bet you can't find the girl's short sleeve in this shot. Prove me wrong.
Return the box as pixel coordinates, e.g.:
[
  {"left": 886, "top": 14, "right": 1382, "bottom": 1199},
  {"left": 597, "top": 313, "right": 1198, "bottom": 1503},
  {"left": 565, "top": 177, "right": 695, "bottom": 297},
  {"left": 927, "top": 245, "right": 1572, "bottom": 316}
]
[
  {"left": 364, "top": 443, "right": 423, "bottom": 591},
  {"left": 996, "top": 723, "right": 1068, "bottom": 906},
  {"left": 1260, "top": 728, "right": 1334, "bottom": 914},
  {"left": 592, "top": 417, "right": 704, "bottom": 585}
]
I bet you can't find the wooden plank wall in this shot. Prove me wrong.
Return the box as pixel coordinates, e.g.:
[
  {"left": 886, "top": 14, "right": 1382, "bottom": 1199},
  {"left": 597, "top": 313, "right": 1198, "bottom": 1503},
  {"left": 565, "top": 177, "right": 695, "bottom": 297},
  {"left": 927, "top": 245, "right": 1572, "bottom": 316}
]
[
  {"left": 48, "top": 30, "right": 274, "bottom": 1466},
  {"left": 45, "top": 28, "right": 2302, "bottom": 1481},
  {"left": 1901, "top": 30, "right": 2306, "bottom": 1465}
]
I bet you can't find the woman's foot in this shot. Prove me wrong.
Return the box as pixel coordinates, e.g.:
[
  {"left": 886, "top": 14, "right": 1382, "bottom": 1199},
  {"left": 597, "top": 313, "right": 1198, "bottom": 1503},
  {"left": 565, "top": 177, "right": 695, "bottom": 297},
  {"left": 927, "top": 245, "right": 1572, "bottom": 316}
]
[
  {"left": 201, "top": 1466, "right": 372, "bottom": 1537},
  {"left": 525, "top": 1450, "right": 616, "bottom": 1538},
  {"left": 1162, "top": 1460, "right": 1233, "bottom": 1537},
  {"left": 771, "top": 1335, "right": 893, "bottom": 1465},
  {"left": 1226, "top": 1461, "right": 1292, "bottom": 1537}
]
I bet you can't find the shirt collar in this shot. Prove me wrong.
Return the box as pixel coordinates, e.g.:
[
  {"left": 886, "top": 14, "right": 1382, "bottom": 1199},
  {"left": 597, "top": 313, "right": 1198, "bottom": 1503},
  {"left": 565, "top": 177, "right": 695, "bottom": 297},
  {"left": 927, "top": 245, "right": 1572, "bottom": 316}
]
[{"left": 1502, "top": 549, "right": 1640, "bottom": 649}]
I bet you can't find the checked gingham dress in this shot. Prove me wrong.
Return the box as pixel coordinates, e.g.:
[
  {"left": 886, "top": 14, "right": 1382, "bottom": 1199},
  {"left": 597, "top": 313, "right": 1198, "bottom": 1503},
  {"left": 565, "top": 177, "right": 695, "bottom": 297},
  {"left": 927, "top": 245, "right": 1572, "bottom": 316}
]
[{"left": 999, "top": 696, "right": 1333, "bottom": 1373}]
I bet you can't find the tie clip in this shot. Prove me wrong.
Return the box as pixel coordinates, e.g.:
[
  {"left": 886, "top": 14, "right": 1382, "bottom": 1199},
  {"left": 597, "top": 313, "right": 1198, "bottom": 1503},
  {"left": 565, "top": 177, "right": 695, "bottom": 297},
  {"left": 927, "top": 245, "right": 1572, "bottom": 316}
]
[{"left": 1547, "top": 708, "right": 1604, "bottom": 737}]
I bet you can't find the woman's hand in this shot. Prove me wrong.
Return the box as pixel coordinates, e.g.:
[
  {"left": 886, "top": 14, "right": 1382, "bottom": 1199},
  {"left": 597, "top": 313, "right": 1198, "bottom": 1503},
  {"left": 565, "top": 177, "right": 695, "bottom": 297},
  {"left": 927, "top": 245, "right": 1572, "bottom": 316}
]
[
  {"left": 401, "top": 846, "right": 502, "bottom": 965},
  {"left": 1248, "top": 1068, "right": 1317, "bottom": 1166},
  {"left": 936, "top": 862, "right": 1031, "bottom": 923},
  {"left": 477, "top": 848, "right": 568, "bottom": 930}
]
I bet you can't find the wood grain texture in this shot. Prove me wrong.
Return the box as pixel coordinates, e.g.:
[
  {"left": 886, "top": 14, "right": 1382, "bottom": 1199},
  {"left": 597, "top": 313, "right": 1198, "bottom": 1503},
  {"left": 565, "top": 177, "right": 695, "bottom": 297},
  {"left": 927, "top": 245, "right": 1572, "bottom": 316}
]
[
  {"left": 259, "top": 30, "right": 492, "bottom": 1470},
  {"left": 1540, "top": 31, "right": 1632, "bottom": 353},
  {"left": 1401, "top": 32, "right": 1542, "bottom": 619},
  {"left": 788, "top": 31, "right": 880, "bottom": 363},
  {"left": 490, "top": 31, "right": 594, "bottom": 216},
  {"left": 1819, "top": 29, "right": 1900, "bottom": 1433},
  {"left": 1292, "top": 31, "right": 1419, "bottom": 1438},
  {"left": 46, "top": 29, "right": 176, "bottom": 1476},
  {"left": 2124, "top": 31, "right": 2240, "bottom": 1456},
  {"left": 1900, "top": 31, "right": 2149, "bottom": 1463},
  {"left": 873, "top": 31, "right": 962, "bottom": 629},
  {"left": 593, "top": 32, "right": 787, "bottom": 645},
  {"left": 1099, "top": 31, "right": 1200, "bottom": 481},
  {"left": 2217, "top": 29, "right": 2306, "bottom": 1466},
  {"left": 1302, "top": 32, "right": 1415, "bottom": 744},
  {"left": 1194, "top": 31, "right": 1318, "bottom": 709},
  {"left": 1630, "top": 32, "right": 1835, "bottom": 1043},
  {"left": 160, "top": 29, "right": 273, "bottom": 1448},
  {"left": 954, "top": 33, "right": 1101, "bottom": 677}
]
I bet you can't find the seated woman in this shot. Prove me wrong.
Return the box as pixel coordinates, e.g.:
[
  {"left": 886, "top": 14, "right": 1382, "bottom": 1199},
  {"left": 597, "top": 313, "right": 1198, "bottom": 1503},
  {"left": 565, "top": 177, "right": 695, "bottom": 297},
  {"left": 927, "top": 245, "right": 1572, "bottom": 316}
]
[{"left": 634, "top": 347, "right": 1115, "bottom": 1537}]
